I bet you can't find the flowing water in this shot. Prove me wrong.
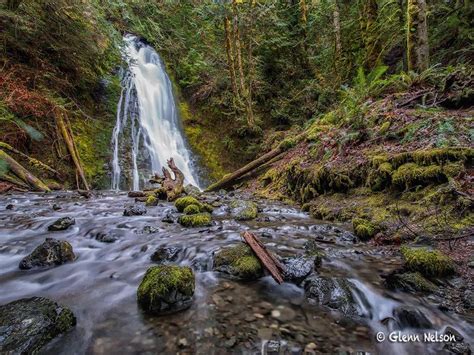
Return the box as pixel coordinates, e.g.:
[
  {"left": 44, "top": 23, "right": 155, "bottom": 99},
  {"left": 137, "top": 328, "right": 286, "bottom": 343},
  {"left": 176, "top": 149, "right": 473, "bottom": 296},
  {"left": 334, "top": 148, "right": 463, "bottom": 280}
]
[
  {"left": 0, "top": 191, "right": 472, "bottom": 354},
  {"left": 111, "top": 35, "right": 200, "bottom": 191}
]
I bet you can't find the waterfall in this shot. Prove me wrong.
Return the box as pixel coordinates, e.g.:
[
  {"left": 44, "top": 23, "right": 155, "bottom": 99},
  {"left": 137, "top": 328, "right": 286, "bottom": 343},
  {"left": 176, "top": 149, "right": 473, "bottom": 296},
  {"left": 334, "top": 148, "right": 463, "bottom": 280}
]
[{"left": 111, "top": 35, "right": 200, "bottom": 191}]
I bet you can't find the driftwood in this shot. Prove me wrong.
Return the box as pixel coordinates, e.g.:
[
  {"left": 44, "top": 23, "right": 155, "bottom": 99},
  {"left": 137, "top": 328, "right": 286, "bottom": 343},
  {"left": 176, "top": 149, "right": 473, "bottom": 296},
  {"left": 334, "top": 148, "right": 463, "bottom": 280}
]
[
  {"left": 150, "top": 158, "right": 184, "bottom": 201},
  {"left": 242, "top": 231, "right": 285, "bottom": 284},
  {"left": 0, "top": 181, "right": 27, "bottom": 193},
  {"left": 0, "top": 150, "right": 50, "bottom": 192},
  {"left": 55, "top": 111, "right": 89, "bottom": 191}
]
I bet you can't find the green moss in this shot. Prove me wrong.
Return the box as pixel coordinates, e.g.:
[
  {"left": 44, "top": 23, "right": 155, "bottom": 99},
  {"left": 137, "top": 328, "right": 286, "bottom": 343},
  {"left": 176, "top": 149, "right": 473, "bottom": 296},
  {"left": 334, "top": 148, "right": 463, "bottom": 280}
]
[
  {"left": 401, "top": 246, "right": 455, "bottom": 277},
  {"left": 367, "top": 161, "right": 393, "bottom": 191},
  {"left": 183, "top": 204, "right": 200, "bottom": 215},
  {"left": 379, "top": 121, "right": 391, "bottom": 134},
  {"left": 137, "top": 265, "right": 194, "bottom": 313},
  {"left": 279, "top": 137, "right": 297, "bottom": 150},
  {"left": 229, "top": 200, "right": 258, "bottom": 220},
  {"left": 213, "top": 243, "right": 263, "bottom": 280},
  {"left": 175, "top": 196, "right": 201, "bottom": 212},
  {"left": 442, "top": 161, "right": 464, "bottom": 177},
  {"left": 390, "top": 272, "right": 437, "bottom": 293},
  {"left": 392, "top": 163, "right": 445, "bottom": 189},
  {"left": 352, "top": 218, "right": 378, "bottom": 240},
  {"left": 178, "top": 213, "right": 212, "bottom": 227},
  {"left": 145, "top": 195, "right": 158, "bottom": 206},
  {"left": 200, "top": 203, "right": 214, "bottom": 213}
]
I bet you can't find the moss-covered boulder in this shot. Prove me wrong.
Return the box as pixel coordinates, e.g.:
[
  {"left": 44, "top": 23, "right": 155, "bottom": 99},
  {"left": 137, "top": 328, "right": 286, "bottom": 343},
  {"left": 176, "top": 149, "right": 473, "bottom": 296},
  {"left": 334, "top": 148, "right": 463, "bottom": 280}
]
[
  {"left": 0, "top": 297, "right": 76, "bottom": 354},
  {"left": 213, "top": 244, "right": 263, "bottom": 280},
  {"left": 137, "top": 265, "right": 195, "bottom": 315},
  {"left": 352, "top": 218, "right": 379, "bottom": 240},
  {"left": 145, "top": 195, "right": 158, "bottom": 206},
  {"left": 183, "top": 204, "right": 200, "bottom": 215},
  {"left": 178, "top": 213, "right": 212, "bottom": 227},
  {"left": 123, "top": 204, "right": 147, "bottom": 216},
  {"left": 229, "top": 200, "right": 258, "bottom": 221},
  {"left": 175, "top": 196, "right": 201, "bottom": 212},
  {"left": 384, "top": 271, "right": 437, "bottom": 293},
  {"left": 401, "top": 246, "right": 455, "bottom": 277},
  {"left": 184, "top": 184, "right": 201, "bottom": 197},
  {"left": 19, "top": 238, "right": 75, "bottom": 270}
]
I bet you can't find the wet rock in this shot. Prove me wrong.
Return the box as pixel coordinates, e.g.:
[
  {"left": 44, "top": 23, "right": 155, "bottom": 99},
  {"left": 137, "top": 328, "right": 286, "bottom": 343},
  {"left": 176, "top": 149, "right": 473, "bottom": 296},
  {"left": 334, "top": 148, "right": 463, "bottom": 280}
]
[
  {"left": 175, "top": 196, "right": 201, "bottom": 212},
  {"left": 6, "top": 204, "right": 14, "bottom": 210},
  {"left": 142, "top": 225, "right": 159, "bottom": 234},
  {"left": 161, "top": 212, "right": 175, "bottom": 224},
  {"left": 383, "top": 271, "right": 437, "bottom": 294},
  {"left": 150, "top": 246, "right": 182, "bottom": 263},
  {"left": 303, "top": 275, "right": 359, "bottom": 315},
  {"left": 282, "top": 256, "right": 317, "bottom": 284},
  {"left": 19, "top": 238, "right": 75, "bottom": 270},
  {"left": 47, "top": 217, "right": 75, "bottom": 231},
  {"left": 137, "top": 265, "right": 194, "bottom": 315},
  {"left": 145, "top": 195, "right": 158, "bottom": 206},
  {"left": 184, "top": 184, "right": 201, "bottom": 197},
  {"left": 0, "top": 297, "right": 76, "bottom": 354},
  {"left": 52, "top": 203, "right": 61, "bottom": 211},
  {"left": 123, "top": 204, "right": 147, "bottom": 216},
  {"left": 93, "top": 232, "right": 118, "bottom": 243},
  {"left": 229, "top": 200, "right": 258, "bottom": 220},
  {"left": 191, "top": 256, "right": 209, "bottom": 272},
  {"left": 443, "top": 326, "right": 471, "bottom": 354},
  {"left": 178, "top": 213, "right": 212, "bottom": 227},
  {"left": 213, "top": 243, "right": 263, "bottom": 280},
  {"left": 392, "top": 306, "right": 432, "bottom": 329}
]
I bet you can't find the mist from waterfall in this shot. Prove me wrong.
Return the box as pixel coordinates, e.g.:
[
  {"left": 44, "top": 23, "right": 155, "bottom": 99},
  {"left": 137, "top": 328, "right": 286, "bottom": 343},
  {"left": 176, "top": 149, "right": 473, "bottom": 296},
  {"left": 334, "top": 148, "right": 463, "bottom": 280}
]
[{"left": 111, "top": 35, "right": 200, "bottom": 191}]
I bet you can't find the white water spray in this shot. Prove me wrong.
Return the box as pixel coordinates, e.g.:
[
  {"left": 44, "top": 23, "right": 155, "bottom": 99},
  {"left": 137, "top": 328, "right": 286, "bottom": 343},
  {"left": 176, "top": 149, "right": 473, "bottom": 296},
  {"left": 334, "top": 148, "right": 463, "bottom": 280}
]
[{"left": 111, "top": 35, "right": 200, "bottom": 190}]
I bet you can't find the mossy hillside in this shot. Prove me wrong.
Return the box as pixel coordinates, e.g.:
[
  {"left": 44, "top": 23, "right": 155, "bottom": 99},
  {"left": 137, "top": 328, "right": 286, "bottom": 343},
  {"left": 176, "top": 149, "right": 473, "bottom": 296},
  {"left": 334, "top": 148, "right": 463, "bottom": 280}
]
[
  {"left": 401, "top": 246, "right": 455, "bottom": 278},
  {"left": 178, "top": 213, "right": 212, "bottom": 227},
  {"left": 213, "top": 244, "right": 263, "bottom": 280},
  {"left": 137, "top": 265, "right": 194, "bottom": 313}
]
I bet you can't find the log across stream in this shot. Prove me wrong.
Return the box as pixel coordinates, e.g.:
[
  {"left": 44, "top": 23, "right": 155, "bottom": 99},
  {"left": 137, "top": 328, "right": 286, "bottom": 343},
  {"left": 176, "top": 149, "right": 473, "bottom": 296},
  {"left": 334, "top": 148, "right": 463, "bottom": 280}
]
[{"left": 0, "top": 191, "right": 472, "bottom": 354}]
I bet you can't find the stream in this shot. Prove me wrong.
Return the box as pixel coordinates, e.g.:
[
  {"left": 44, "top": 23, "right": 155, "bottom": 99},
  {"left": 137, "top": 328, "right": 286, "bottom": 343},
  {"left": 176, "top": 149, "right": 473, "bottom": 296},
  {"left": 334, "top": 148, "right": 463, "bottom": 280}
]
[{"left": 0, "top": 191, "right": 472, "bottom": 354}]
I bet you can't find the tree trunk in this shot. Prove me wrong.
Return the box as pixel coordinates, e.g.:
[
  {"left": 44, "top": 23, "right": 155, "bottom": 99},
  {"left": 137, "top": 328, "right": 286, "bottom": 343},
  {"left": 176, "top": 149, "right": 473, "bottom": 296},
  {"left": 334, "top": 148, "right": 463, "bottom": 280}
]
[
  {"left": 407, "top": 0, "right": 429, "bottom": 72},
  {"left": 224, "top": 16, "right": 239, "bottom": 99},
  {"left": 232, "top": 0, "right": 246, "bottom": 99},
  {"left": 360, "top": 0, "right": 380, "bottom": 69},
  {"left": 55, "top": 111, "right": 89, "bottom": 191},
  {"left": 333, "top": 0, "right": 342, "bottom": 71},
  {"left": 0, "top": 150, "right": 50, "bottom": 192},
  {"left": 245, "top": 0, "right": 256, "bottom": 128}
]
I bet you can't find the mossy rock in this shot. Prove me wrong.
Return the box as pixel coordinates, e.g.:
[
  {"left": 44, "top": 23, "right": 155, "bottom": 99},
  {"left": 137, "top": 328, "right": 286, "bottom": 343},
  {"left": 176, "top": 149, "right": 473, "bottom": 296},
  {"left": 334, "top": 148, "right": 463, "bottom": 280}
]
[
  {"left": 175, "top": 196, "right": 201, "bottom": 212},
  {"left": 385, "top": 271, "right": 437, "bottom": 293},
  {"left": 0, "top": 297, "right": 76, "bottom": 354},
  {"left": 183, "top": 204, "right": 201, "bottom": 215},
  {"left": 145, "top": 195, "right": 158, "bottom": 207},
  {"left": 229, "top": 200, "right": 258, "bottom": 221},
  {"left": 213, "top": 243, "right": 263, "bottom": 280},
  {"left": 401, "top": 246, "right": 455, "bottom": 278},
  {"left": 178, "top": 213, "right": 212, "bottom": 227},
  {"left": 352, "top": 218, "right": 378, "bottom": 240},
  {"left": 19, "top": 238, "right": 75, "bottom": 270},
  {"left": 137, "top": 265, "right": 195, "bottom": 315}
]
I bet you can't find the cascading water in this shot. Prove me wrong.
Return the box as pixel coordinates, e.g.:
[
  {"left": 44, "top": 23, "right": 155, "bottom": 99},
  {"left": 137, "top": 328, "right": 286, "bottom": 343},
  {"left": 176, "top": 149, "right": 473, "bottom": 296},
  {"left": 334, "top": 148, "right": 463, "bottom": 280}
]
[{"left": 111, "top": 35, "right": 200, "bottom": 191}]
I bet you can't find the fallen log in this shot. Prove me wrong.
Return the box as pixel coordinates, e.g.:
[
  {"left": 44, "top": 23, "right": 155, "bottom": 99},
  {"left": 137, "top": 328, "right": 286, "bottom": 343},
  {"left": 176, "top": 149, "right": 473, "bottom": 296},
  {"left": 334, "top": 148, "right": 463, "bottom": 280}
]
[
  {"left": 0, "top": 150, "right": 50, "bottom": 192},
  {"left": 55, "top": 111, "right": 89, "bottom": 191},
  {"left": 242, "top": 231, "right": 285, "bottom": 284},
  {"left": 0, "top": 142, "right": 61, "bottom": 178}
]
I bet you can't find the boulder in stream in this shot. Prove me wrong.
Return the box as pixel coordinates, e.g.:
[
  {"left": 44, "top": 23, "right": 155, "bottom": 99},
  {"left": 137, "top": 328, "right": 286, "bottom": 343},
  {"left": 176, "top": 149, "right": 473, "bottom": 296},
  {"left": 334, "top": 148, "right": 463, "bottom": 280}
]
[
  {"left": 47, "top": 217, "right": 75, "bottom": 231},
  {"left": 229, "top": 200, "right": 258, "bottom": 221},
  {"left": 384, "top": 271, "right": 437, "bottom": 294},
  {"left": 137, "top": 265, "right": 195, "bottom": 315},
  {"left": 19, "top": 238, "right": 75, "bottom": 270},
  {"left": 213, "top": 243, "right": 263, "bottom": 280},
  {"left": 150, "top": 246, "right": 182, "bottom": 263},
  {"left": 184, "top": 184, "right": 201, "bottom": 197},
  {"left": 282, "top": 256, "right": 318, "bottom": 284},
  {"left": 123, "top": 204, "right": 147, "bottom": 216},
  {"left": 0, "top": 297, "right": 76, "bottom": 354},
  {"left": 178, "top": 213, "right": 212, "bottom": 227},
  {"left": 303, "top": 275, "right": 359, "bottom": 315},
  {"left": 392, "top": 306, "right": 432, "bottom": 329}
]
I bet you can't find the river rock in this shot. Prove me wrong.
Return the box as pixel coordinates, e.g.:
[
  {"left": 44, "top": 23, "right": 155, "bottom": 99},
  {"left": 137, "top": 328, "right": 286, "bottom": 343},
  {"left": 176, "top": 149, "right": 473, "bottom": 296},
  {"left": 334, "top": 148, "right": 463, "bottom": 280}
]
[
  {"left": 47, "top": 217, "right": 75, "bottom": 231},
  {"left": 392, "top": 306, "right": 432, "bottom": 329},
  {"left": 228, "top": 200, "right": 258, "bottom": 220},
  {"left": 282, "top": 256, "right": 317, "bottom": 284},
  {"left": 383, "top": 271, "right": 436, "bottom": 294},
  {"left": 93, "top": 232, "right": 118, "bottom": 243},
  {"left": 123, "top": 204, "right": 147, "bottom": 216},
  {"left": 137, "top": 265, "right": 195, "bottom": 315},
  {"left": 19, "top": 238, "right": 75, "bottom": 270},
  {"left": 150, "top": 246, "right": 182, "bottom": 263},
  {"left": 303, "top": 275, "right": 359, "bottom": 315},
  {"left": 161, "top": 212, "right": 175, "bottom": 223},
  {"left": 0, "top": 297, "right": 76, "bottom": 354},
  {"left": 184, "top": 184, "right": 201, "bottom": 197},
  {"left": 213, "top": 243, "right": 263, "bottom": 280}
]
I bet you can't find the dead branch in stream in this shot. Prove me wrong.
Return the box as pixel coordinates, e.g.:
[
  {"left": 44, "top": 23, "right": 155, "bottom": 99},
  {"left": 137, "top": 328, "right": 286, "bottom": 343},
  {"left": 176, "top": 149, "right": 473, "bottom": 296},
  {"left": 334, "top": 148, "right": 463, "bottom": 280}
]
[
  {"left": 54, "top": 110, "right": 89, "bottom": 191},
  {"left": 242, "top": 231, "right": 285, "bottom": 284},
  {"left": 150, "top": 158, "right": 184, "bottom": 201},
  {"left": 0, "top": 150, "right": 50, "bottom": 192}
]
